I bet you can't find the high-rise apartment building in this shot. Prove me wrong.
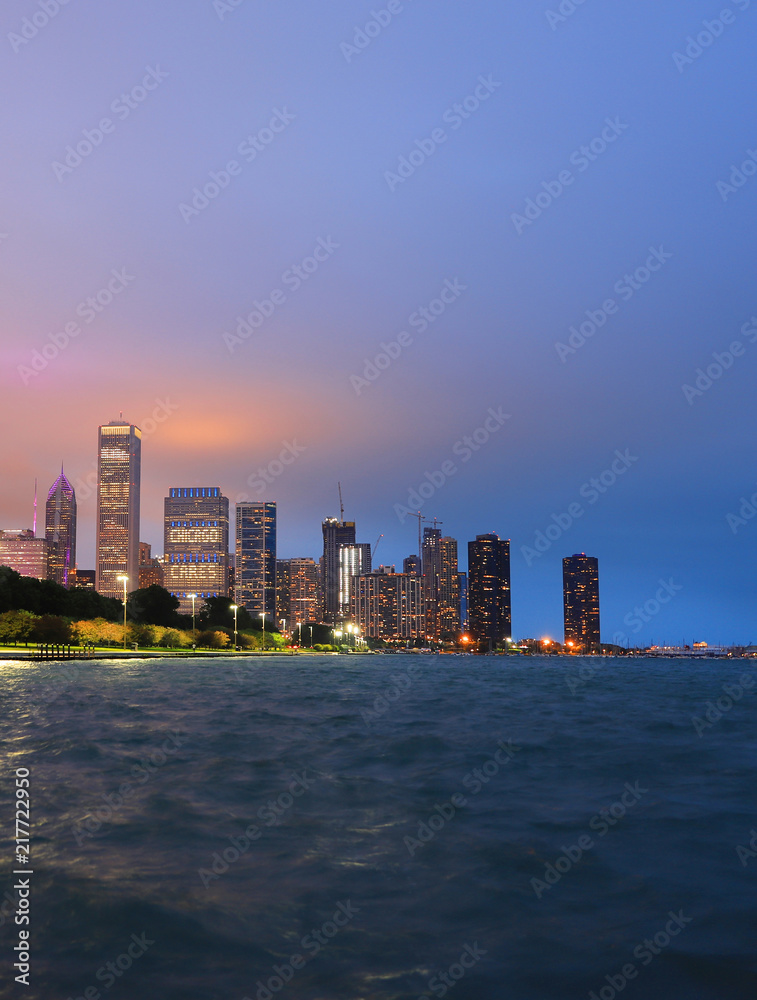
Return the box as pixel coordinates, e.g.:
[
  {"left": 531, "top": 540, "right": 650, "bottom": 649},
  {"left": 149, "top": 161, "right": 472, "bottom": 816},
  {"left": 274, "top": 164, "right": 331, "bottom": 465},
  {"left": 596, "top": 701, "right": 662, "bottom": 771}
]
[
  {"left": 45, "top": 468, "right": 76, "bottom": 587},
  {"left": 277, "top": 557, "right": 319, "bottom": 628},
  {"left": 163, "top": 488, "right": 228, "bottom": 611},
  {"left": 563, "top": 553, "right": 600, "bottom": 652},
  {"left": 467, "top": 533, "right": 511, "bottom": 650},
  {"left": 0, "top": 530, "right": 49, "bottom": 581},
  {"left": 236, "top": 502, "right": 276, "bottom": 622},
  {"left": 438, "top": 537, "right": 461, "bottom": 638},
  {"left": 422, "top": 527, "right": 442, "bottom": 639},
  {"left": 403, "top": 554, "right": 421, "bottom": 576},
  {"left": 338, "top": 542, "right": 371, "bottom": 618},
  {"left": 321, "top": 518, "right": 355, "bottom": 622},
  {"left": 138, "top": 542, "right": 165, "bottom": 589},
  {"left": 96, "top": 420, "right": 141, "bottom": 598},
  {"left": 351, "top": 567, "right": 425, "bottom": 641}
]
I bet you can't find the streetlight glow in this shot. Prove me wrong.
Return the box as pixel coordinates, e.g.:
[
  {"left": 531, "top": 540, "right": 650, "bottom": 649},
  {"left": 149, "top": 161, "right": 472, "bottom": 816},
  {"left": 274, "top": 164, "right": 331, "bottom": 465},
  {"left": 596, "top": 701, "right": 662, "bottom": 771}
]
[{"left": 116, "top": 575, "right": 129, "bottom": 650}]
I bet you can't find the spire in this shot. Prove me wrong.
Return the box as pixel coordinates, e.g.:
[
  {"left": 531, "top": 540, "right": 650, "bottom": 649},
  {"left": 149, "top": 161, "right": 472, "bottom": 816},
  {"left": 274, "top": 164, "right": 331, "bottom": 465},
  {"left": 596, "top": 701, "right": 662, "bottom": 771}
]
[{"left": 33, "top": 479, "right": 37, "bottom": 536}]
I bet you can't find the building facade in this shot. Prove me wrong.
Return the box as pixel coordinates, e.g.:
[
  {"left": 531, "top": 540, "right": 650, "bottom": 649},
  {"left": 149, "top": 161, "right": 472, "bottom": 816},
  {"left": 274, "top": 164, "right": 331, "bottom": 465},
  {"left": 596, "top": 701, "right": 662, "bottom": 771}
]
[
  {"left": 0, "top": 530, "right": 49, "bottom": 581},
  {"left": 163, "top": 488, "right": 229, "bottom": 612},
  {"left": 438, "top": 537, "right": 461, "bottom": 638},
  {"left": 236, "top": 502, "right": 276, "bottom": 622},
  {"left": 321, "top": 518, "right": 355, "bottom": 622},
  {"left": 96, "top": 420, "right": 141, "bottom": 598},
  {"left": 338, "top": 542, "right": 371, "bottom": 618},
  {"left": 277, "top": 557, "right": 319, "bottom": 629},
  {"left": 467, "top": 533, "right": 511, "bottom": 650},
  {"left": 138, "top": 542, "right": 165, "bottom": 589},
  {"left": 563, "top": 553, "right": 600, "bottom": 652},
  {"left": 45, "top": 469, "right": 77, "bottom": 587},
  {"left": 351, "top": 567, "right": 425, "bottom": 641}
]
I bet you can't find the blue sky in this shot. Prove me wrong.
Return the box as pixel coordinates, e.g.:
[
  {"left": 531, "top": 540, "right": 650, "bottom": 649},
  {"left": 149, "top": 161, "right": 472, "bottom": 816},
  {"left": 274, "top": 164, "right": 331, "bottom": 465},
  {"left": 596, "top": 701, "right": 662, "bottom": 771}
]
[{"left": 1, "top": 0, "right": 755, "bottom": 643}]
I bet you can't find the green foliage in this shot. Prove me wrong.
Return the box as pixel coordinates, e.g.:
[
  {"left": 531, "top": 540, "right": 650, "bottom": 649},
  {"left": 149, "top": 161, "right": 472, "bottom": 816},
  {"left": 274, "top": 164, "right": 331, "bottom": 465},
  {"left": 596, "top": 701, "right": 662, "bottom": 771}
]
[
  {"left": 128, "top": 585, "right": 180, "bottom": 627},
  {"left": 128, "top": 623, "right": 157, "bottom": 647},
  {"left": 197, "top": 629, "right": 231, "bottom": 649},
  {"left": 0, "top": 565, "right": 121, "bottom": 620},
  {"left": 199, "top": 596, "right": 254, "bottom": 630},
  {"left": 158, "top": 629, "right": 183, "bottom": 648},
  {"left": 0, "top": 609, "right": 38, "bottom": 645},
  {"left": 31, "top": 615, "right": 72, "bottom": 644}
]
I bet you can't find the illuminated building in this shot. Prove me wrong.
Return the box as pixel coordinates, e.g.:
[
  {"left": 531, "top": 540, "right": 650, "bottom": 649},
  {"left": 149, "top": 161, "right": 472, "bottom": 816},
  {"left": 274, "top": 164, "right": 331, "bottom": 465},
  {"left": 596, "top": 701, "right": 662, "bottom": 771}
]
[
  {"left": 321, "top": 518, "right": 355, "bottom": 622},
  {"left": 338, "top": 543, "right": 371, "bottom": 618},
  {"left": 277, "top": 558, "right": 319, "bottom": 627},
  {"left": 467, "top": 533, "right": 511, "bottom": 650},
  {"left": 45, "top": 468, "right": 76, "bottom": 587},
  {"left": 351, "top": 567, "right": 425, "bottom": 641},
  {"left": 458, "top": 572, "right": 468, "bottom": 630},
  {"left": 0, "top": 529, "right": 49, "bottom": 581},
  {"left": 71, "top": 569, "right": 95, "bottom": 590},
  {"left": 422, "top": 527, "right": 442, "bottom": 639},
  {"left": 438, "top": 537, "right": 461, "bottom": 638},
  {"left": 563, "top": 553, "right": 600, "bottom": 652},
  {"left": 236, "top": 502, "right": 276, "bottom": 621},
  {"left": 96, "top": 420, "right": 141, "bottom": 598},
  {"left": 403, "top": 554, "right": 420, "bottom": 576},
  {"left": 163, "top": 489, "right": 228, "bottom": 612},
  {"left": 138, "top": 542, "right": 165, "bottom": 589}
]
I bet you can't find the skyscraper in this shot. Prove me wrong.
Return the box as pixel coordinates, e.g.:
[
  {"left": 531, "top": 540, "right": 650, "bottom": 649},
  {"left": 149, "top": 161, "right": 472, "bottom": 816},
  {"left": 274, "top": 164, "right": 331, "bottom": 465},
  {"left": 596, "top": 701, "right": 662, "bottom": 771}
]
[
  {"left": 351, "top": 567, "right": 425, "bottom": 641},
  {"left": 45, "top": 468, "right": 76, "bottom": 587},
  {"left": 0, "top": 530, "right": 49, "bottom": 581},
  {"left": 164, "top": 488, "right": 229, "bottom": 612},
  {"left": 138, "top": 542, "right": 165, "bottom": 589},
  {"left": 438, "top": 537, "right": 461, "bottom": 638},
  {"left": 403, "top": 554, "right": 421, "bottom": 576},
  {"left": 422, "top": 527, "right": 442, "bottom": 640},
  {"left": 277, "top": 557, "right": 319, "bottom": 628},
  {"left": 467, "top": 533, "right": 511, "bottom": 650},
  {"left": 338, "top": 542, "right": 371, "bottom": 618},
  {"left": 321, "top": 517, "right": 355, "bottom": 622},
  {"left": 236, "top": 502, "right": 276, "bottom": 622},
  {"left": 96, "top": 420, "right": 141, "bottom": 598},
  {"left": 563, "top": 553, "right": 600, "bottom": 652}
]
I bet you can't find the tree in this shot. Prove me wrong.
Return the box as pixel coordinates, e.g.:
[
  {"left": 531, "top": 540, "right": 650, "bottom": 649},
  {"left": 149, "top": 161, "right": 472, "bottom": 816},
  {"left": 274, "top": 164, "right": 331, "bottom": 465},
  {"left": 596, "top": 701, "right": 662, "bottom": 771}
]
[
  {"left": 128, "top": 585, "right": 180, "bottom": 626},
  {"left": 32, "top": 615, "right": 72, "bottom": 644},
  {"left": 200, "top": 596, "right": 253, "bottom": 630},
  {"left": 0, "top": 610, "right": 38, "bottom": 645},
  {"left": 158, "top": 629, "right": 183, "bottom": 648},
  {"left": 197, "top": 630, "right": 231, "bottom": 649},
  {"left": 128, "top": 623, "right": 156, "bottom": 647}
]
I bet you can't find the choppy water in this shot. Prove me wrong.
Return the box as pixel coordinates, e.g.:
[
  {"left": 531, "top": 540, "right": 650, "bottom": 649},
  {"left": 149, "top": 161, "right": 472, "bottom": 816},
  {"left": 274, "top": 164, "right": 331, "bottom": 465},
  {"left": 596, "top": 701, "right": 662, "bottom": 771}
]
[{"left": 0, "top": 654, "right": 755, "bottom": 999}]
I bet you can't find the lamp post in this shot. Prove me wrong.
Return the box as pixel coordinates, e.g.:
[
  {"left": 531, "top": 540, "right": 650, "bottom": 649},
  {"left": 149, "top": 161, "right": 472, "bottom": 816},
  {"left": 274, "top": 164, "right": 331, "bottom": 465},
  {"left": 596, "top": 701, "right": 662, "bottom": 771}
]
[
  {"left": 334, "top": 629, "right": 342, "bottom": 650},
  {"left": 187, "top": 593, "right": 197, "bottom": 640},
  {"left": 117, "top": 575, "right": 129, "bottom": 649},
  {"left": 260, "top": 611, "right": 266, "bottom": 649},
  {"left": 230, "top": 604, "right": 238, "bottom": 650},
  {"left": 308, "top": 625, "right": 312, "bottom": 647}
]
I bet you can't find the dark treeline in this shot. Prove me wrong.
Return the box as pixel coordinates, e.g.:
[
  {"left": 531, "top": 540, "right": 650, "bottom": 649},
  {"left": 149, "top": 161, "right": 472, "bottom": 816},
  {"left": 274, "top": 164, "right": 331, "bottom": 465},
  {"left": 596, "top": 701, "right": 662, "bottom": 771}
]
[{"left": 0, "top": 566, "right": 122, "bottom": 620}]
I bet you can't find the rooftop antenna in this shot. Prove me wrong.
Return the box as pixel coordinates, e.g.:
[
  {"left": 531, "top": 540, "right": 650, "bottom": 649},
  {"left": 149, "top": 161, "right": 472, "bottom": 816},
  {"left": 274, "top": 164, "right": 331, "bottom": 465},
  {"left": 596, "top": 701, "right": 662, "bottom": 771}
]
[
  {"left": 338, "top": 482, "right": 345, "bottom": 522},
  {"left": 33, "top": 479, "right": 37, "bottom": 536}
]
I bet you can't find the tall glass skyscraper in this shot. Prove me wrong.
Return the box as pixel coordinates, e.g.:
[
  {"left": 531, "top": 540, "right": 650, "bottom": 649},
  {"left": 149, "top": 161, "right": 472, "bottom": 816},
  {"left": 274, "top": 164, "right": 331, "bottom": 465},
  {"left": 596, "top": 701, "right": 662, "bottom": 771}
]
[
  {"left": 563, "top": 553, "right": 600, "bottom": 652},
  {"left": 164, "top": 488, "right": 229, "bottom": 612},
  {"left": 467, "top": 533, "right": 511, "bottom": 650},
  {"left": 321, "top": 517, "right": 355, "bottom": 622},
  {"left": 236, "top": 502, "right": 276, "bottom": 622},
  {"left": 338, "top": 542, "right": 371, "bottom": 618},
  {"left": 45, "top": 468, "right": 76, "bottom": 587},
  {"left": 96, "top": 420, "right": 141, "bottom": 598}
]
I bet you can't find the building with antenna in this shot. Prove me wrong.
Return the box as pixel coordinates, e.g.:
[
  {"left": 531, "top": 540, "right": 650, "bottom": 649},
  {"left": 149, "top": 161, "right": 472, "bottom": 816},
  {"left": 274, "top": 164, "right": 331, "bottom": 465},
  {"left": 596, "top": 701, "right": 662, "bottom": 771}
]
[
  {"left": 321, "top": 517, "right": 355, "bottom": 623},
  {"left": 45, "top": 468, "right": 77, "bottom": 587}
]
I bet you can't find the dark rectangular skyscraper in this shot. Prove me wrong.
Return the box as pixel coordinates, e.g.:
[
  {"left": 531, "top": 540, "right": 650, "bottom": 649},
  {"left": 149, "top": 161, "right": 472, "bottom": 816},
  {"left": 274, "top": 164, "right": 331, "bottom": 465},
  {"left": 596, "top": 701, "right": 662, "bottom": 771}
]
[
  {"left": 236, "top": 502, "right": 276, "bottom": 622},
  {"left": 321, "top": 517, "right": 355, "bottom": 622},
  {"left": 96, "top": 420, "right": 141, "bottom": 598},
  {"left": 563, "top": 553, "right": 600, "bottom": 652},
  {"left": 467, "top": 534, "right": 511, "bottom": 650}
]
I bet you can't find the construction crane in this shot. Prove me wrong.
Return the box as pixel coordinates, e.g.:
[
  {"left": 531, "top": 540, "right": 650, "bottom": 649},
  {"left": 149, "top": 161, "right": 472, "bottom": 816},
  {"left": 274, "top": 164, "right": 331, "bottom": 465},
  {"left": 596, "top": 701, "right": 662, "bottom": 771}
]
[
  {"left": 406, "top": 513, "right": 443, "bottom": 568},
  {"left": 338, "top": 482, "right": 345, "bottom": 522},
  {"left": 372, "top": 534, "right": 384, "bottom": 559}
]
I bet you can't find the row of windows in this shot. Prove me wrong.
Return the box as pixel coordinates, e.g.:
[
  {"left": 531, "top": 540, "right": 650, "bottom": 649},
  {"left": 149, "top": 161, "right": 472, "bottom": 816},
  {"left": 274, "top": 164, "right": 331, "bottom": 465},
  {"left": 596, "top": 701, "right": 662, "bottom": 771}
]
[
  {"left": 169, "top": 553, "right": 223, "bottom": 563},
  {"left": 169, "top": 488, "right": 221, "bottom": 498},
  {"left": 169, "top": 521, "right": 221, "bottom": 527}
]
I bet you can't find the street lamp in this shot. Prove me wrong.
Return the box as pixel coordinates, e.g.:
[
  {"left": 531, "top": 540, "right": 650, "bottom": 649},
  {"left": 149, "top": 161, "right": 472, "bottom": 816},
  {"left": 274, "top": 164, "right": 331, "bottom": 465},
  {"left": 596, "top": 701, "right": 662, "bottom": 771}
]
[
  {"left": 187, "top": 593, "right": 197, "bottom": 639},
  {"left": 334, "top": 629, "right": 342, "bottom": 649},
  {"left": 308, "top": 625, "right": 312, "bottom": 647},
  {"left": 230, "top": 604, "right": 238, "bottom": 650},
  {"left": 260, "top": 611, "right": 266, "bottom": 648},
  {"left": 117, "top": 575, "right": 129, "bottom": 649}
]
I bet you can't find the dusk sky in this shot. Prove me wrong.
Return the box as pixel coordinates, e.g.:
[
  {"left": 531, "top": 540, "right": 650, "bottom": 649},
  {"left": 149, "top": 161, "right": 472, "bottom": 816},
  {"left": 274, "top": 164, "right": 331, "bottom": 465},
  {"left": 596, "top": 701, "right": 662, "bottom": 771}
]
[{"left": 1, "top": 0, "right": 755, "bottom": 644}]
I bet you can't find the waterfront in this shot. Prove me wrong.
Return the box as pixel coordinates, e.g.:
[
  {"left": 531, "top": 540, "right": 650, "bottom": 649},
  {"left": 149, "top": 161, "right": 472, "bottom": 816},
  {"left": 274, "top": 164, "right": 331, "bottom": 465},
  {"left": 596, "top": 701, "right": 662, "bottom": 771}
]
[{"left": 0, "top": 655, "right": 755, "bottom": 999}]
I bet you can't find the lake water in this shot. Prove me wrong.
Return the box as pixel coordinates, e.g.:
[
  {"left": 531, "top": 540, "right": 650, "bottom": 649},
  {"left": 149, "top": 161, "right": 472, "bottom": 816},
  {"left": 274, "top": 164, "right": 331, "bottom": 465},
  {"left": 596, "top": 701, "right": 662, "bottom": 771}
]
[{"left": 0, "top": 654, "right": 755, "bottom": 999}]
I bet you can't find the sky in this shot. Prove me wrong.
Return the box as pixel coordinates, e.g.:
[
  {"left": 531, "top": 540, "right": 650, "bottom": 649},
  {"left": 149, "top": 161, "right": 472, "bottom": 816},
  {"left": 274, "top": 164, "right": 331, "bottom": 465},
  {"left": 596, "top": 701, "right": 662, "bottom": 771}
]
[{"left": 0, "top": 0, "right": 755, "bottom": 645}]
